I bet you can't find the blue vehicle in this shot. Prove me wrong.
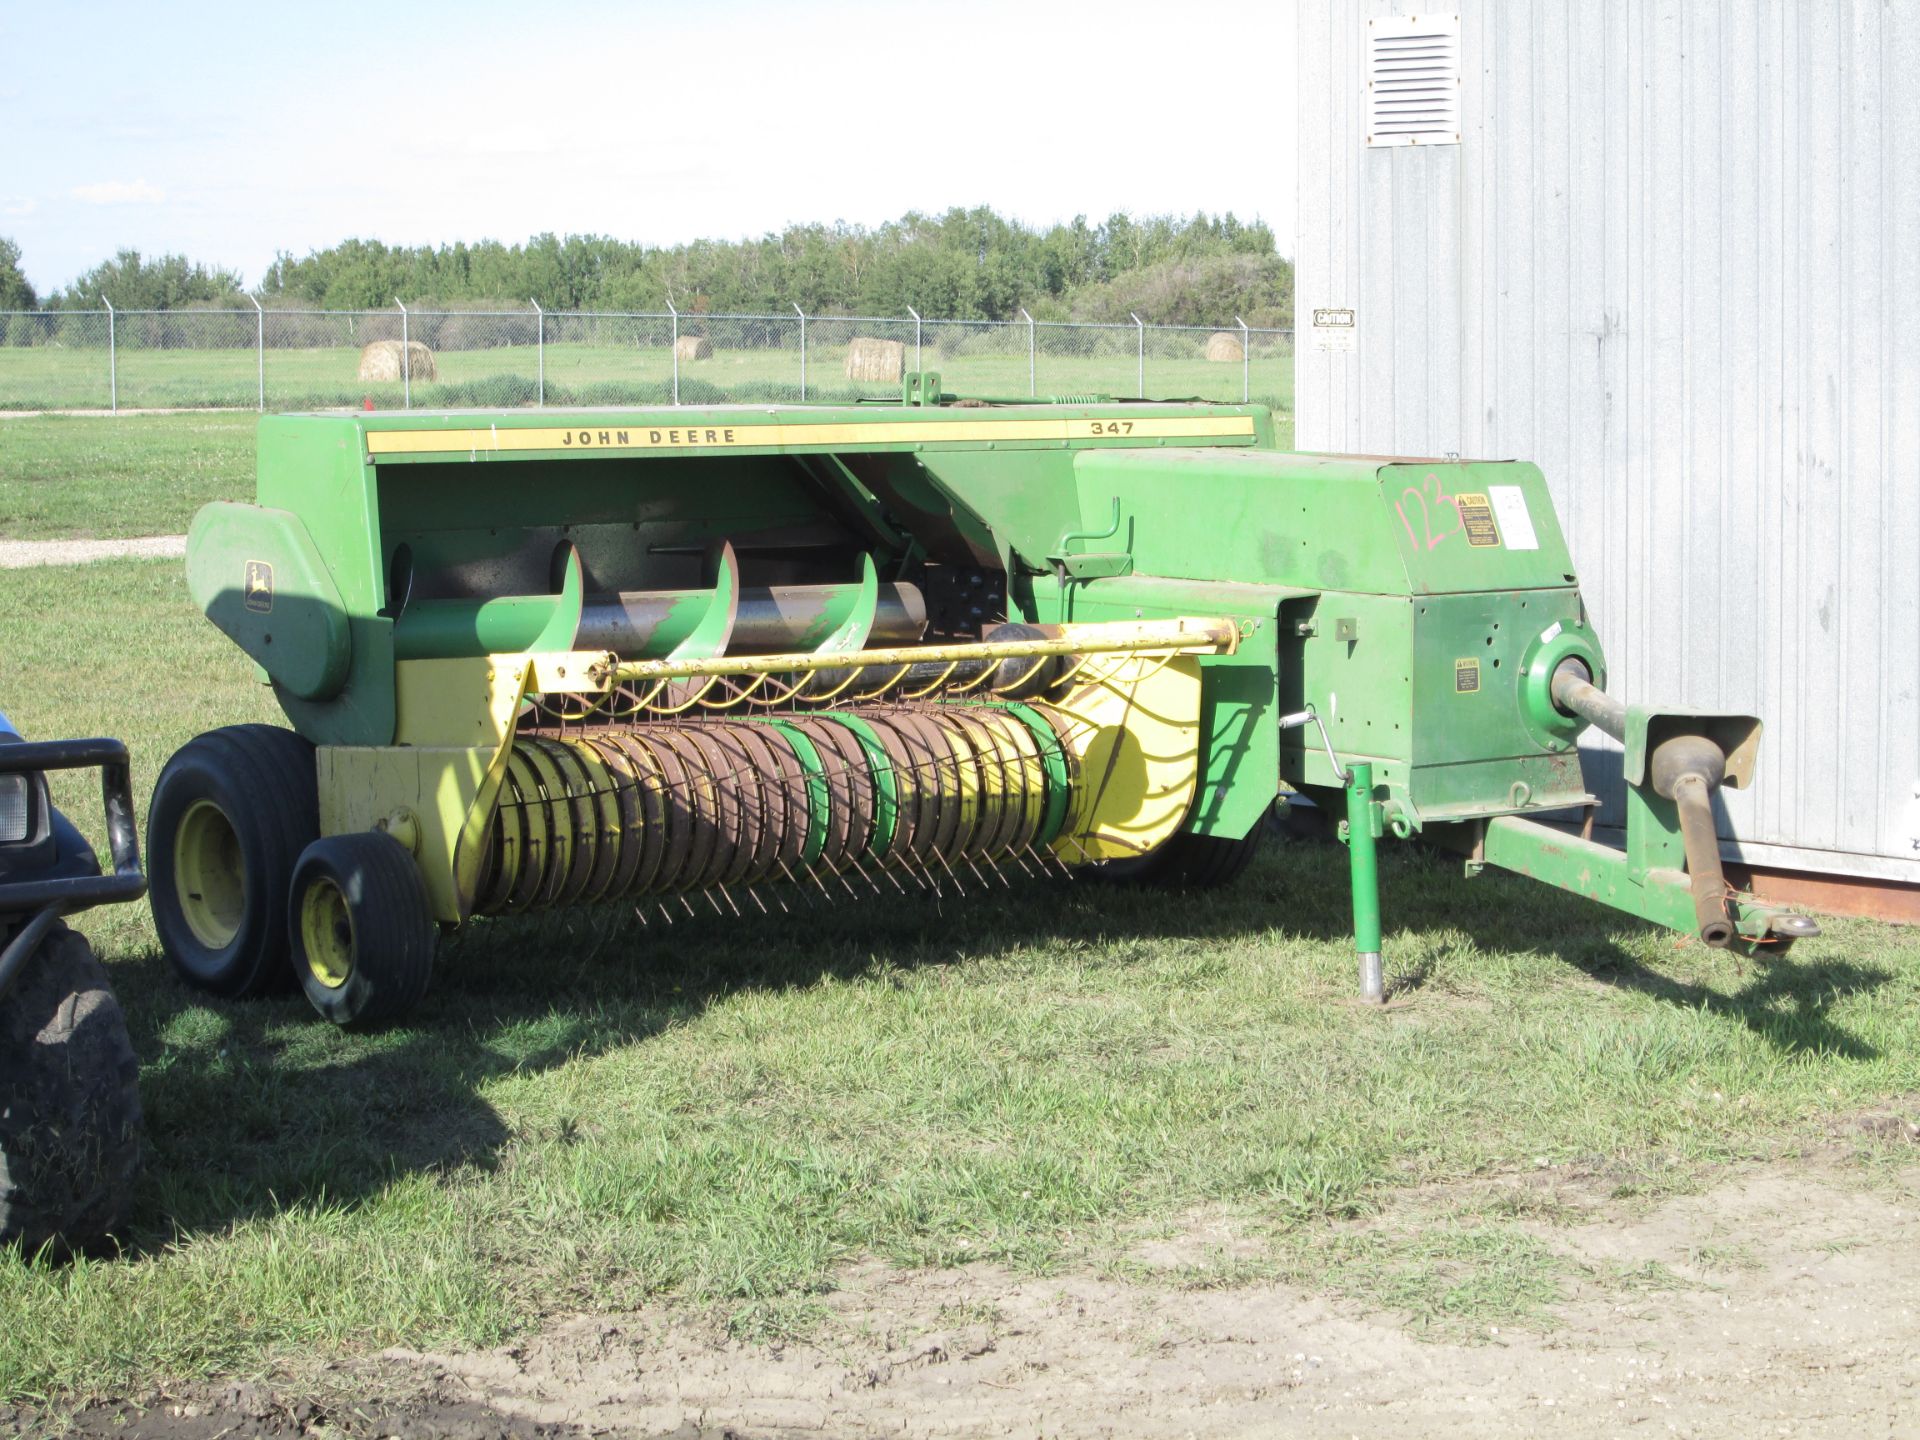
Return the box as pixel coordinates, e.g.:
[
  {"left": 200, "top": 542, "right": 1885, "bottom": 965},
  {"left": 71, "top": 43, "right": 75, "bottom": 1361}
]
[{"left": 0, "top": 710, "right": 146, "bottom": 1253}]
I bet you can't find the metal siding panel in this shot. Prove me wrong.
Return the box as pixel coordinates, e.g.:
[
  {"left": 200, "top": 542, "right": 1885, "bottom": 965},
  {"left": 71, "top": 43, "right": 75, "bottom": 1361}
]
[
  {"left": 1797, "top": 1, "right": 1844, "bottom": 852},
  {"left": 1385, "top": 148, "right": 1418, "bottom": 452},
  {"left": 1296, "top": 0, "right": 1350, "bottom": 451},
  {"left": 1294, "top": 0, "right": 1334, "bottom": 449},
  {"left": 1719, "top": 5, "right": 1763, "bottom": 726},
  {"left": 1362, "top": 127, "right": 1399, "bottom": 451},
  {"left": 1712, "top": 0, "right": 1767, "bottom": 848},
  {"left": 1601, "top": 0, "right": 1633, "bottom": 690},
  {"left": 1759, "top": 0, "right": 1798, "bottom": 851},
  {"left": 1682, "top": 1, "right": 1724, "bottom": 714},
  {"left": 1529, "top": 0, "right": 1572, "bottom": 528},
  {"left": 1884, "top": 0, "right": 1920, "bottom": 866},
  {"left": 1488, "top": 4, "right": 1525, "bottom": 461},
  {"left": 1563, "top": 0, "right": 1612, "bottom": 605},
  {"left": 1294, "top": 0, "right": 1917, "bottom": 879},
  {"left": 1641, "top": 2, "right": 1688, "bottom": 711},
  {"left": 1425, "top": 143, "right": 1462, "bottom": 451},
  {"left": 1458, "top": 0, "right": 1490, "bottom": 456},
  {"left": 1837, "top": 0, "right": 1885, "bottom": 858}
]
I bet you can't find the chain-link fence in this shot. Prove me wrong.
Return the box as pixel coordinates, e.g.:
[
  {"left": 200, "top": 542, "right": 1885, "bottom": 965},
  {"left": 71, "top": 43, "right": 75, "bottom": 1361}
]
[{"left": 0, "top": 304, "right": 1294, "bottom": 416}]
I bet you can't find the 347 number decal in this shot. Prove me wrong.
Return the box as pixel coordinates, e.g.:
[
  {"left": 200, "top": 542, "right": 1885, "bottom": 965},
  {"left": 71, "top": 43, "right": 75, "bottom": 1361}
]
[{"left": 1088, "top": 420, "right": 1135, "bottom": 436}]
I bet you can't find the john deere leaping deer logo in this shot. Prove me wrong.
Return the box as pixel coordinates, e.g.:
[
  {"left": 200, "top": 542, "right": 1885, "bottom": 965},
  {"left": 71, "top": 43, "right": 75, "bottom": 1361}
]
[{"left": 244, "top": 560, "right": 274, "bottom": 614}]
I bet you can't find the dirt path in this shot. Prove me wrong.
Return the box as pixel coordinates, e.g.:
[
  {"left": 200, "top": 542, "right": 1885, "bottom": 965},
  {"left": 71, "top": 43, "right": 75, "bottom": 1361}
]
[
  {"left": 35, "top": 1161, "right": 1920, "bottom": 1438},
  {"left": 0, "top": 535, "right": 186, "bottom": 569}
]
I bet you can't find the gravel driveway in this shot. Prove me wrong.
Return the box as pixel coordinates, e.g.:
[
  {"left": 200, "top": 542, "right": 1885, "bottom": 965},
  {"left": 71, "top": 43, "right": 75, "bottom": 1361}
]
[{"left": 0, "top": 536, "right": 188, "bottom": 569}]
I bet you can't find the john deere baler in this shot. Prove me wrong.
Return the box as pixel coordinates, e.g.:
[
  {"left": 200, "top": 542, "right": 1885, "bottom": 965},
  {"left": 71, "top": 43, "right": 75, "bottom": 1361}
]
[{"left": 148, "top": 381, "right": 1815, "bottom": 1025}]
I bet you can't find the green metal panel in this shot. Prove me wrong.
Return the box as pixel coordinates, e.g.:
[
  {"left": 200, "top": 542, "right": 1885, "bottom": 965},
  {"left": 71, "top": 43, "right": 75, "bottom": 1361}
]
[
  {"left": 1377, "top": 461, "right": 1578, "bottom": 594},
  {"left": 1071, "top": 449, "right": 1408, "bottom": 592},
  {"left": 185, "top": 503, "right": 349, "bottom": 701},
  {"left": 251, "top": 416, "right": 395, "bottom": 746}
]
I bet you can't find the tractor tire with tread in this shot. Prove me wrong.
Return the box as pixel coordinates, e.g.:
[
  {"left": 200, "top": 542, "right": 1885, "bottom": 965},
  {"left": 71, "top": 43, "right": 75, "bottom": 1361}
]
[
  {"left": 289, "top": 830, "right": 437, "bottom": 1028},
  {"left": 0, "top": 923, "right": 142, "bottom": 1254},
  {"left": 148, "top": 725, "right": 318, "bottom": 998}
]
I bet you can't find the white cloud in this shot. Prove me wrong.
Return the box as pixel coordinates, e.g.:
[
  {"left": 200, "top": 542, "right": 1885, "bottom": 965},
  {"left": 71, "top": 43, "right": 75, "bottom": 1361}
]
[
  {"left": 2, "top": 198, "right": 36, "bottom": 217},
  {"left": 69, "top": 178, "right": 165, "bottom": 206}
]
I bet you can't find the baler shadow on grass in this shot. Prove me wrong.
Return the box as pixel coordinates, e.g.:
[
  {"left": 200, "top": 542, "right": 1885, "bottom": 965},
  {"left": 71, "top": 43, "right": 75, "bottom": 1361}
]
[
  {"left": 1351, "top": 834, "right": 1891, "bottom": 1061},
  {"left": 106, "top": 831, "right": 1889, "bottom": 1251}
]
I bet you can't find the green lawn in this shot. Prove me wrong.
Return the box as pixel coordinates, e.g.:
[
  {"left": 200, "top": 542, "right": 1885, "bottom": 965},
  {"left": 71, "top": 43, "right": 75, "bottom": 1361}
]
[
  {"left": 0, "top": 413, "right": 259, "bottom": 539},
  {"left": 1, "top": 557, "right": 1916, "bottom": 1409},
  {"left": 0, "top": 341, "right": 1296, "bottom": 416}
]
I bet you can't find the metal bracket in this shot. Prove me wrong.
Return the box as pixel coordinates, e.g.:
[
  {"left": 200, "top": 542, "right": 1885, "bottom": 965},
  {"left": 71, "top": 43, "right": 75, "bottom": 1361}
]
[{"left": 902, "top": 371, "right": 944, "bottom": 406}]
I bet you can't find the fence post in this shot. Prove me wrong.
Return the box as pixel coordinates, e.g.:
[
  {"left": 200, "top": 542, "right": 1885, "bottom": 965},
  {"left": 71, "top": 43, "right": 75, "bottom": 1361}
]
[
  {"left": 102, "top": 299, "right": 116, "bottom": 413},
  {"left": 906, "top": 305, "right": 921, "bottom": 375},
  {"left": 395, "top": 298, "right": 411, "bottom": 409},
  {"left": 1130, "top": 313, "right": 1145, "bottom": 397},
  {"left": 1020, "top": 308, "right": 1035, "bottom": 396},
  {"left": 250, "top": 294, "right": 265, "bottom": 411},
  {"left": 1236, "top": 315, "right": 1250, "bottom": 405},
  {"left": 531, "top": 299, "right": 544, "bottom": 406},
  {"left": 666, "top": 297, "right": 679, "bottom": 405},
  {"left": 793, "top": 303, "right": 806, "bottom": 401}
]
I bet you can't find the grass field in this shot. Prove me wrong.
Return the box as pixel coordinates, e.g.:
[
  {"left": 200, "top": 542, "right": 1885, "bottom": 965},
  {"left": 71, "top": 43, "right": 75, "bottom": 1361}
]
[
  {"left": 0, "top": 413, "right": 258, "bottom": 539},
  {"left": 0, "top": 420, "right": 1914, "bottom": 1415},
  {"left": 0, "top": 341, "right": 1296, "bottom": 416}
]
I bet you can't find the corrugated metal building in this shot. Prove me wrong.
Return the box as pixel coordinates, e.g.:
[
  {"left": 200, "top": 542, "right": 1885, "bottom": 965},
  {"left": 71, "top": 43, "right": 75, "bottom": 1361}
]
[{"left": 1295, "top": 0, "right": 1919, "bottom": 885}]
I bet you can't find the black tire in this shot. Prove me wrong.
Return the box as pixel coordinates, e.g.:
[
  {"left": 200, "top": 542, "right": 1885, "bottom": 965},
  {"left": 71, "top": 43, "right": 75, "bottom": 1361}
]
[
  {"left": 1097, "top": 822, "right": 1265, "bottom": 891},
  {"left": 0, "top": 923, "right": 142, "bottom": 1255},
  {"left": 288, "top": 831, "right": 436, "bottom": 1028},
  {"left": 148, "top": 725, "right": 318, "bottom": 997}
]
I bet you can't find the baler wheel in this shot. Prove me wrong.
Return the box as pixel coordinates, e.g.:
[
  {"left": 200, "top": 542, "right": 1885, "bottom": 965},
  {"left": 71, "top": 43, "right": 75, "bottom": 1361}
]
[
  {"left": 1099, "top": 825, "right": 1265, "bottom": 891},
  {"left": 148, "top": 725, "right": 318, "bottom": 997},
  {"left": 289, "top": 831, "right": 435, "bottom": 1028}
]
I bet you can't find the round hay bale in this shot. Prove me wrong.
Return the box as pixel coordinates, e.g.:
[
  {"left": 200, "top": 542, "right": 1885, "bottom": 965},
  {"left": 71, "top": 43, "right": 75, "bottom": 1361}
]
[
  {"left": 845, "top": 337, "right": 906, "bottom": 384},
  {"left": 358, "top": 339, "right": 437, "bottom": 383},
  {"left": 1204, "top": 331, "right": 1245, "bottom": 363},
  {"left": 674, "top": 335, "right": 714, "bottom": 362}
]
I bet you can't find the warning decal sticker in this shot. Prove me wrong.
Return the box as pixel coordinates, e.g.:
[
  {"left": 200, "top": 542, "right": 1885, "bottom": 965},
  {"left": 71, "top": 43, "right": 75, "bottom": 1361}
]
[
  {"left": 1454, "top": 493, "right": 1502, "bottom": 548},
  {"left": 1455, "top": 658, "right": 1481, "bottom": 694}
]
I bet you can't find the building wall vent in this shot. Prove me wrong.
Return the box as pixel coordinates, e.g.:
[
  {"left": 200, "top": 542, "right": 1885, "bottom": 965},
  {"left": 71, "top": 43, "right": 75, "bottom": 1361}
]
[{"left": 1366, "top": 14, "right": 1461, "bottom": 147}]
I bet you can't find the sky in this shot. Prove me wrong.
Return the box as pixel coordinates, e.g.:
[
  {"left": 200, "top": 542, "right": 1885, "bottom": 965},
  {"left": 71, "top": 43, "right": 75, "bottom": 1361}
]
[{"left": 0, "top": 0, "right": 1298, "bottom": 297}]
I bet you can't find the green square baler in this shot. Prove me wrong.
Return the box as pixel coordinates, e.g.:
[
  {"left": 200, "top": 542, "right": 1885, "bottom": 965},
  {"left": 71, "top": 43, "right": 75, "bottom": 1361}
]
[{"left": 146, "top": 384, "right": 1814, "bottom": 1024}]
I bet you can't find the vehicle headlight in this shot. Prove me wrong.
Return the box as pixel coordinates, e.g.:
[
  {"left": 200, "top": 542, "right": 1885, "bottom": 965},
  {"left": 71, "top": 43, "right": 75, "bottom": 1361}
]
[{"left": 0, "top": 772, "right": 29, "bottom": 844}]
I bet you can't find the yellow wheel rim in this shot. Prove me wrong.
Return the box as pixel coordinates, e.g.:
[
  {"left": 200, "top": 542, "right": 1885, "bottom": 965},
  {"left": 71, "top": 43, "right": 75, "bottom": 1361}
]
[
  {"left": 174, "top": 799, "right": 247, "bottom": 949},
  {"left": 299, "top": 875, "right": 355, "bottom": 989}
]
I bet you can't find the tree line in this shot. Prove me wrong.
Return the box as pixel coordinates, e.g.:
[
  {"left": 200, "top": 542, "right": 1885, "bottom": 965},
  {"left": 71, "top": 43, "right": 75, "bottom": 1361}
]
[{"left": 0, "top": 208, "right": 1293, "bottom": 327}]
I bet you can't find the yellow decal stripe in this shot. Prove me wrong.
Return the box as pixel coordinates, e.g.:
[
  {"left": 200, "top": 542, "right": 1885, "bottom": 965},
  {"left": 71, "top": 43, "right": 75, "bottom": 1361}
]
[{"left": 364, "top": 415, "right": 1257, "bottom": 456}]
